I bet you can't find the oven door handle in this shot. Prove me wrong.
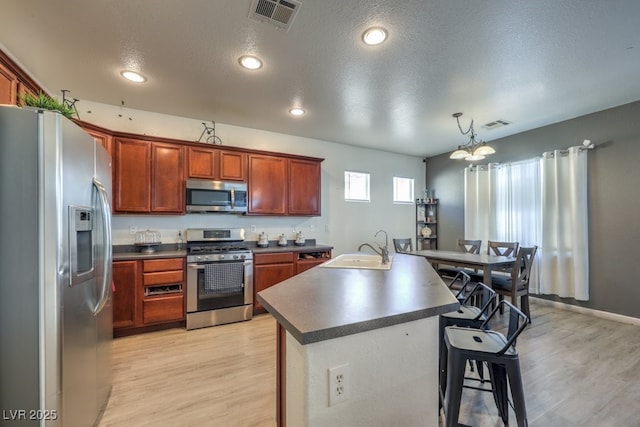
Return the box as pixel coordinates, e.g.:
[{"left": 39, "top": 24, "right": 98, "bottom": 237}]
[{"left": 187, "top": 264, "right": 205, "bottom": 270}]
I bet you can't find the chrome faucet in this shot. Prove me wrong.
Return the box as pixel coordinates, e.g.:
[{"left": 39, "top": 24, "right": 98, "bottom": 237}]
[
  {"left": 357, "top": 230, "right": 390, "bottom": 264},
  {"left": 375, "top": 229, "right": 390, "bottom": 264}
]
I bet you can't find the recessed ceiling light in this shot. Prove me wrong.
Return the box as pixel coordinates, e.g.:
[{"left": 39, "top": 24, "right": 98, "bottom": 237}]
[
  {"left": 289, "top": 107, "right": 305, "bottom": 116},
  {"left": 239, "top": 55, "right": 263, "bottom": 70},
  {"left": 120, "top": 70, "right": 146, "bottom": 83},
  {"left": 362, "top": 27, "right": 388, "bottom": 46}
]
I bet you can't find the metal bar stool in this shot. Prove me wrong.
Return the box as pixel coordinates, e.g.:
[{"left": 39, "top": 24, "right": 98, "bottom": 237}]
[
  {"left": 439, "top": 281, "right": 496, "bottom": 406},
  {"left": 442, "top": 300, "right": 529, "bottom": 427}
]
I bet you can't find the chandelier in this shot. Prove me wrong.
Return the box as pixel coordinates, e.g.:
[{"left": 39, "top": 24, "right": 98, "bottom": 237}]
[{"left": 449, "top": 112, "right": 495, "bottom": 161}]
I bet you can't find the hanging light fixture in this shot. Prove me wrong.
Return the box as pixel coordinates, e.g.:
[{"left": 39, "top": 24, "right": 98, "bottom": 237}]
[{"left": 449, "top": 112, "right": 495, "bottom": 161}]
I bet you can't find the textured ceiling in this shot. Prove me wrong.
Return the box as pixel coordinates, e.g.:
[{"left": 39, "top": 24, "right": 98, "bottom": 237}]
[{"left": 1, "top": 0, "right": 639, "bottom": 157}]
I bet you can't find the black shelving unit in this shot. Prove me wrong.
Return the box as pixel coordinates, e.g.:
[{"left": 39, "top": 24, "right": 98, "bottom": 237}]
[{"left": 416, "top": 199, "right": 438, "bottom": 250}]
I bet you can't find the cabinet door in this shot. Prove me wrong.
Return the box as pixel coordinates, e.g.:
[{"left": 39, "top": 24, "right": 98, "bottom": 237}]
[
  {"left": 188, "top": 146, "right": 217, "bottom": 179},
  {"left": 219, "top": 150, "right": 246, "bottom": 181},
  {"left": 254, "top": 263, "right": 295, "bottom": 312},
  {"left": 114, "top": 138, "right": 151, "bottom": 213},
  {"left": 0, "top": 61, "right": 18, "bottom": 105},
  {"left": 85, "top": 129, "right": 113, "bottom": 158},
  {"left": 288, "top": 159, "right": 321, "bottom": 216},
  {"left": 248, "top": 154, "right": 288, "bottom": 214},
  {"left": 151, "top": 142, "right": 184, "bottom": 213},
  {"left": 112, "top": 261, "right": 138, "bottom": 329}
]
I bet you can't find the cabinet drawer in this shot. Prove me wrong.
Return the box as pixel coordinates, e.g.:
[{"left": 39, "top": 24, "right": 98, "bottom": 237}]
[
  {"left": 296, "top": 259, "right": 326, "bottom": 274},
  {"left": 143, "top": 295, "right": 184, "bottom": 324},
  {"left": 254, "top": 252, "right": 295, "bottom": 265},
  {"left": 143, "top": 270, "right": 184, "bottom": 286},
  {"left": 143, "top": 258, "right": 184, "bottom": 272}
]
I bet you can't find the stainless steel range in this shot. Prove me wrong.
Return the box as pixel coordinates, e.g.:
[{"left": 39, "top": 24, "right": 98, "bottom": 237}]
[{"left": 186, "top": 228, "right": 253, "bottom": 330}]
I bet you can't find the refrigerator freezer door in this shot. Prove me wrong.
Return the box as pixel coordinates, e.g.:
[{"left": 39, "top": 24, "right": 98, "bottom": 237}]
[{"left": 93, "top": 144, "right": 113, "bottom": 417}]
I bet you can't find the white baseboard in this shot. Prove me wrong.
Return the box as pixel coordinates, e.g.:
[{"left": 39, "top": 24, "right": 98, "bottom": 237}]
[{"left": 532, "top": 296, "right": 640, "bottom": 327}]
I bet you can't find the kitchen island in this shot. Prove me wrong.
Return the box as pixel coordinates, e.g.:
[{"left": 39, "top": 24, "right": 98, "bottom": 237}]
[{"left": 257, "top": 253, "right": 459, "bottom": 427}]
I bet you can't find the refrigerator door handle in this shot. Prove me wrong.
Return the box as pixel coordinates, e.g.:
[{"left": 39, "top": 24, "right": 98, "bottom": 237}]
[{"left": 93, "top": 178, "right": 112, "bottom": 316}]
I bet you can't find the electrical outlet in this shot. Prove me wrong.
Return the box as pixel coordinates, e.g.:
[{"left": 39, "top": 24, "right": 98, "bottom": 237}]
[
  {"left": 328, "top": 364, "right": 349, "bottom": 406},
  {"left": 250, "top": 225, "right": 256, "bottom": 233},
  {"left": 129, "top": 226, "right": 137, "bottom": 235}
]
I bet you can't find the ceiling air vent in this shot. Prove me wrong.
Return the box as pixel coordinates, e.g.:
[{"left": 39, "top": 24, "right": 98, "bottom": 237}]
[
  {"left": 482, "top": 119, "right": 511, "bottom": 130},
  {"left": 250, "top": 0, "right": 302, "bottom": 31}
]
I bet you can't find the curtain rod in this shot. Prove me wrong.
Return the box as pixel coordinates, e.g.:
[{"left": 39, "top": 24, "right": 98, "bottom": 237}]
[
  {"left": 543, "top": 140, "right": 595, "bottom": 157},
  {"left": 466, "top": 140, "right": 595, "bottom": 170}
]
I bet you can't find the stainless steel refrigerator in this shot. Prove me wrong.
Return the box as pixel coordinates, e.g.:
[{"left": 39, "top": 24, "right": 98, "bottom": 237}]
[{"left": 0, "top": 105, "right": 113, "bottom": 426}]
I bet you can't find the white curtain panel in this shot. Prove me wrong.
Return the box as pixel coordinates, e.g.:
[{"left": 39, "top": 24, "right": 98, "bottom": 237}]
[
  {"left": 540, "top": 147, "right": 589, "bottom": 300},
  {"left": 464, "top": 160, "right": 542, "bottom": 292}
]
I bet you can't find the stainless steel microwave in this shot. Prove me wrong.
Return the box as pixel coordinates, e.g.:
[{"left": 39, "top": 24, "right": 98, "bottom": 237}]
[{"left": 186, "top": 179, "right": 248, "bottom": 213}]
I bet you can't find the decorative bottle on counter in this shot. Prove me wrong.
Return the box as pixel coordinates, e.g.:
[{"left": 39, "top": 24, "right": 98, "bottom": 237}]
[{"left": 177, "top": 231, "right": 184, "bottom": 250}]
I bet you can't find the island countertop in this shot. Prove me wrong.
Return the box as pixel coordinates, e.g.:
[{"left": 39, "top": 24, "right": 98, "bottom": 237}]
[{"left": 257, "top": 253, "right": 459, "bottom": 345}]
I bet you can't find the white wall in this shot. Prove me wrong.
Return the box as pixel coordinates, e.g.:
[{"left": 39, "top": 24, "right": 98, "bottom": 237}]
[
  {"left": 286, "top": 316, "right": 439, "bottom": 426},
  {"left": 81, "top": 101, "right": 424, "bottom": 255}
]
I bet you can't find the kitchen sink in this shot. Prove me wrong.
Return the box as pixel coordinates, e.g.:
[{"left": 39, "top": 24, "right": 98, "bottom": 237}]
[{"left": 319, "top": 253, "right": 393, "bottom": 270}]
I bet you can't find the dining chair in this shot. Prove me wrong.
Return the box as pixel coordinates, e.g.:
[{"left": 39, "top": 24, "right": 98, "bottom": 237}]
[
  {"left": 487, "top": 240, "right": 519, "bottom": 257},
  {"left": 438, "top": 239, "right": 482, "bottom": 279},
  {"left": 491, "top": 246, "right": 538, "bottom": 321},
  {"left": 469, "top": 240, "right": 520, "bottom": 283},
  {"left": 392, "top": 238, "right": 413, "bottom": 253}
]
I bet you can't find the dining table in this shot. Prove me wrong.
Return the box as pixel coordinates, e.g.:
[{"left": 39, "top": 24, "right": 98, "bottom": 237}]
[{"left": 405, "top": 249, "right": 515, "bottom": 289}]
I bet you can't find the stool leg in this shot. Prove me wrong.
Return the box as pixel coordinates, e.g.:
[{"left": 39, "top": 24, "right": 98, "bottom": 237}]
[
  {"left": 445, "top": 348, "right": 466, "bottom": 427},
  {"left": 488, "top": 362, "right": 509, "bottom": 425},
  {"left": 506, "top": 358, "right": 528, "bottom": 427},
  {"left": 439, "top": 317, "right": 446, "bottom": 408}
]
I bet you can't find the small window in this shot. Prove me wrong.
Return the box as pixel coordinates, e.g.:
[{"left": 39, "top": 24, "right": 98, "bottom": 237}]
[
  {"left": 393, "top": 177, "right": 414, "bottom": 203},
  {"left": 344, "top": 171, "right": 370, "bottom": 202}
]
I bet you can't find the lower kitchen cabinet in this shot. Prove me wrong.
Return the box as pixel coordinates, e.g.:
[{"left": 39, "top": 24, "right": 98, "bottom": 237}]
[
  {"left": 142, "top": 258, "right": 185, "bottom": 324},
  {"left": 112, "top": 260, "right": 138, "bottom": 329},
  {"left": 112, "top": 257, "right": 186, "bottom": 336},
  {"left": 254, "top": 252, "right": 296, "bottom": 314},
  {"left": 295, "top": 251, "right": 331, "bottom": 274},
  {"left": 253, "top": 249, "right": 332, "bottom": 314}
]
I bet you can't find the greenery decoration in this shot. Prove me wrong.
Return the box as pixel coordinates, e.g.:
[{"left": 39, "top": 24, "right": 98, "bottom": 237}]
[{"left": 18, "top": 91, "right": 77, "bottom": 119}]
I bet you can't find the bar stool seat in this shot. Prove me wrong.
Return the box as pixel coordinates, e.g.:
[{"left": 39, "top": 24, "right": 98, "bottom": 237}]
[{"left": 442, "top": 300, "right": 529, "bottom": 427}]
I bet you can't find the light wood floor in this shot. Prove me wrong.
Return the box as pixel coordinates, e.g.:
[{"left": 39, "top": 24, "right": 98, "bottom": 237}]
[{"left": 99, "top": 300, "right": 640, "bottom": 427}]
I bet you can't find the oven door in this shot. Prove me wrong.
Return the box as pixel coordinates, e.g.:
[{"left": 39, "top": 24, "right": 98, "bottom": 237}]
[{"left": 187, "top": 259, "right": 253, "bottom": 312}]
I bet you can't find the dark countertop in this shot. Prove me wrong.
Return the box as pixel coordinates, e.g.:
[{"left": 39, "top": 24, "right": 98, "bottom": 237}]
[
  {"left": 251, "top": 241, "right": 333, "bottom": 254},
  {"left": 257, "top": 253, "right": 459, "bottom": 345},
  {"left": 113, "top": 249, "right": 186, "bottom": 261},
  {"left": 112, "top": 241, "right": 332, "bottom": 261}
]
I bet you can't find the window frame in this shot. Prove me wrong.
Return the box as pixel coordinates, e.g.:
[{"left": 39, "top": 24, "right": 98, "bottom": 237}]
[{"left": 344, "top": 170, "right": 371, "bottom": 202}]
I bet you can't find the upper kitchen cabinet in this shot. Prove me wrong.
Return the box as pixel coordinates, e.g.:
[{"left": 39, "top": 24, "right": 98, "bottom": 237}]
[
  {"left": 113, "top": 137, "right": 185, "bottom": 214},
  {"left": 247, "top": 153, "right": 323, "bottom": 216},
  {"left": 151, "top": 142, "right": 185, "bottom": 212},
  {"left": 77, "top": 121, "right": 113, "bottom": 157},
  {"left": 0, "top": 61, "right": 17, "bottom": 105},
  {"left": 219, "top": 150, "right": 246, "bottom": 181},
  {"left": 248, "top": 154, "right": 288, "bottom": 215},
  {"left": 0, "top": 50, "right": 45, "bottom": 106},
  {"left": 187, "top": 146, "right": 246, "bottom": 181},
  {"left": 288, "top": 158, "right": 321, "bottom": 216}
]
